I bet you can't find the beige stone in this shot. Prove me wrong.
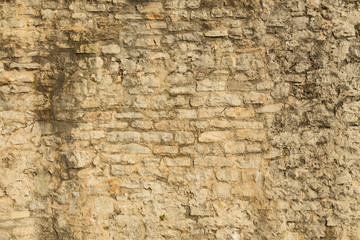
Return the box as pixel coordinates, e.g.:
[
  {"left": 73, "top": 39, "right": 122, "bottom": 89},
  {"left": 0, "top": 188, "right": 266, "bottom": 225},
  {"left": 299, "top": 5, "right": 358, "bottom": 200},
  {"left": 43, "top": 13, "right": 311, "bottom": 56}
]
[
  {"left": 164, "top": 157, "right": 192, "bottom": 166},
  {"left": 224, "top": 107, "right": 255, "bottom": 119},
  {"left": 94, "top": 196, "right": 114, "bottom": 215},
  {"left": 194, "top": 156, "right": 235, "bottom": 166},
  {"left": 199, "top": 131, "right": 232, "bottom": 142}
]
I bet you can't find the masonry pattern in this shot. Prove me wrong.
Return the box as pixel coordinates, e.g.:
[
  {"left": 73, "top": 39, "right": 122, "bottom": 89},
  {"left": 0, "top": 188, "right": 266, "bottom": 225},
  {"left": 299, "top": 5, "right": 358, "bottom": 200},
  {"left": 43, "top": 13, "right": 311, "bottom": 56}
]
[{"left": 1, "top": 0, "right": 360, "bottom": 239}]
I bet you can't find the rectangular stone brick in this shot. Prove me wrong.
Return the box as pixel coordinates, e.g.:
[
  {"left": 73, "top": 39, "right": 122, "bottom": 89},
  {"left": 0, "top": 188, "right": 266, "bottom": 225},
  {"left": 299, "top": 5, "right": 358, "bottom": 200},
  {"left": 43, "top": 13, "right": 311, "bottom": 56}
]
[
  {"left": 94, "top": 196, "right": 114, "bottom": 215},
  {"left": 168, "top": 169, "right": 185, "bottom": 182},
  {"left": 101, "top": 154, "right": 140, "bottom": 165},
  {"left": 149, "top": 21, "right": 167, "bottom": 29},
  {"left": 177, "top": 109, "right": 197, "bottom": 119},
  {"left": 228, "top": 80, "right": 253, "bottom": 91},
  {"left": 194, "top": 156, "right": 235, "bottom": 166},
  {"left": 164, "top": 157, "right": 192, "bottom": 166},
  {"left": 199, "top": 131, "right": 232, "bottom": 142},
  {"left": 190, "top": 95, "right": 207, "bottom": 107},
  {"left": 215, "top": 168, "right": 240, "bottom": 181},
  {"left": 136, "top": 2, "right": 163, "bottom": 13},
  {"left": 0, "top": 111, "right": 25, "bottom": 122},
  {"left": 190, "top": 10, "right": 210, "bottom": 20},
  {"left": 213, "top": 182, "right": 231, "bottom": 198},
  {"left": 101, "top": 44, "right": 120, "bottom": 54},
  {"left": 233, "top": 184, "right": 258, "bottom": 197},
  {"left": 174, "top": 132, "right": 195, "bottom": 144},
  {"left": 222, "top": 141, "right": 245, "bottom": 154},
  {"left": 169, "top": 86, "right": 196, "bottom": 95},
  {"left": 196, "top": 79, "right": 226, "bottom": 91},
  {"left": 117, "top": 177, "right": 141, "bottom": 189},
  {"left": 77, "top": 131, "right": 105, "bottom": 140},
  {"left": 186, "top": 168, "right": 213, "bottom": 181},
  {"left": 257, "top": 104, "right": 283, "bottom": 113},
  {"left": 98, "top": 122, "right": 127, "bottom": 130},
  {"left": 208, "top": 93, "right": 243, "bottom": 106},
  {"left": 176, "top": 32, "right": 203, "bottom": 41},
  {"left": 154, "top": 120, "right": 187, "bottom": 131},
  {"left": 153, "top": 145, "right": 178, "bottom": 154},
  {"left": 139, "top": 75, "right": 160, "bottom": 87},
  {"left": 115, "top": 112, "right": 144, "bottom": 119},
  {"left": 187, "top": 0, "right": 201, "bottom": 8},
  {"left": 115, "top": 14, "right": 142, "bottom": 20},
  {"left": 244, "top": 92, "right": 272, "bottom": 104},
  {"left": 142, "top": 132, "right": 173, "bottom": 142},
  {"left": 138, "top": 167, "right": 164, "bottom": 177},
  {"left": 236, "top": 129, "right": 266, "bottom": 141},
  {"left": 198, "top": 107, "right": 224, "bottom": 118},
  {"left": 257, "top": 81, "right": 274, "bottom": 90},
  {"left": 131, "top": 120, "right": 153, "bottom": 130},
  {"left": 246, "top": 143, "right": 263, "bottom": 153},
  {"left": 180, "top": 144, "right": 211, "bottom": 155},
  {"left": 0, "top": 71, "right": 34, "bottom": 83},
  {"left": 145, "top": 110, "right": 173, "bottom": 118},
  {"left": 107, "top": 131, "right": 141, "bottom": 142},
  {"left": 204, "top": 30, "right": 228, "bottom": 37},
  {"left": 105, "top": 144, "right": 151, "bottom": 154},
  {"left": 9, "top": 62, "right": 41, "bottom": 70},
  {"left": 224, "top": 107, "right": 255, "bottom": 119},
  {"left": 232, "top": 121, "right": 264, "bottom": 129},
  {"left": 111, "top": 165, "right": 134, "bottom": 176},
  {"left": 142, "top": 157, "right": 161, "bottom": 167},
  {"left": 135, "top": 36, "right": 161, "bottom": 47},
  {"left": 190, "top": 121, "right": 210, "bottom": 130},
  {"left": 169, "top": 21, "right": 201, "bottom": 31},
  {"left": 208, "top": 120, "right": 232, "bottom": 128},
  {"left": 78, "top": 123, "right": 93, "bottom": 131},
  {"left": 237, "top": 155, "right": 262, "bottom": 169}
]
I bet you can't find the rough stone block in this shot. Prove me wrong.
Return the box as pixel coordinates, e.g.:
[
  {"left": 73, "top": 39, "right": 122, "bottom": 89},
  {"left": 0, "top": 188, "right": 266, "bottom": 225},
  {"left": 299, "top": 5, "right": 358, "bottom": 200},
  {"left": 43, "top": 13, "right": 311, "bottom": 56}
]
[
  {"left": 101, "top": 44, "right": 120, "bottom": 54},
  {"left": 208, "top": 93, "right": 243, "bottom": 106},
  {"left": 236, "top": 129, "right": 266, "bottom": 141},
  {"left": 142, "top": 132, "right": 173, "bottom": 142},
  {"left": 222, "top": 141, "right": 245, "bottom": 154},
  {"left": 225, "top": 107, "right": 255, "bottom": 119},
  {"left": 111, "top": 165, "right": 134, "bottom": 176},
  {"left": 204, "top": 30, "right": 228, "bottom": 37},
  {"left": 175, "top": 132, "right": 195, "bottom": 144},
  {"left": 107, "top": 131, "right": 141, "bottom": 142},
  {"left": 153, "top": 145, "right": 178, "bottom": 154},
  {"left": 118, "top": 144, "right": 151, "bottom": 154},
  {"left": 199, "top": 131, "right": 232, "bottom": 142},
  {"left": 94, "top": 196, "right": 114, "bottom": 215},
  {"left": 115, "top": 112, "right": 144, "bottom": 119},
  {"left": 216, "top": 168, "right": 240, "bottom": 181},
  {"left": 194, "top": 156, "right": 235, "bottom": 166},
  {"left": 136, "top": 2, "right": 163, "bottom": 13},
  {"left": 197, "top": 79, "right": 226, "bottom": 91},
  {"left": 244, "top": 92, "right": 271, "bottom": 104},
  {"left": 164, "top": 157, "right": 192, "bottom": 166},
  {"left": 177, "top": 109, "right": 197, "bottom": 119}
]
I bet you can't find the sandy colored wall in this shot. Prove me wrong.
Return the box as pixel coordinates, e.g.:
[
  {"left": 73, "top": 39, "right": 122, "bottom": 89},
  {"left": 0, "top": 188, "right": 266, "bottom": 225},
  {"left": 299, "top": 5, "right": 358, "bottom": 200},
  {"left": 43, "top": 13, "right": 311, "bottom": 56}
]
[{"left": 1, "top": 0, "right": 360, "bottom": 239}]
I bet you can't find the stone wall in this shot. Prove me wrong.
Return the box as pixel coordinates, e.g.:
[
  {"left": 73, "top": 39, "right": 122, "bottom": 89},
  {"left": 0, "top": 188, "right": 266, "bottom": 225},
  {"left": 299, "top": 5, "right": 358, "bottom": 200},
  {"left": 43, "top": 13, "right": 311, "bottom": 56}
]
[{"left": 1, "top": 0, "right": 360, "bottom": 239}]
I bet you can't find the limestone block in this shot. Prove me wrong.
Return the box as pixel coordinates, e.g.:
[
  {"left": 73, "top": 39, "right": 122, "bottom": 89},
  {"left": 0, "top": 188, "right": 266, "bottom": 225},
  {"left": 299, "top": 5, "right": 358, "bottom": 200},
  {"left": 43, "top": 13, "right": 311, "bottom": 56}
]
[
  {"left": 94, "top": 196, "right": 114, "bottom": 215},
  {"left": 199, "top": 131, "right": 232, "bottom": 142}
]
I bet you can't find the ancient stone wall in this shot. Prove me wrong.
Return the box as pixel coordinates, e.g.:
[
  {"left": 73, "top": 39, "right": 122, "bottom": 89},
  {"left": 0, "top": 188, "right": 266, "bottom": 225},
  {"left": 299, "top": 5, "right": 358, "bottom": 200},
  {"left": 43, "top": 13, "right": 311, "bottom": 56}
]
[{"left": 1, "top": 0, "right": 360, "bottom": 239}]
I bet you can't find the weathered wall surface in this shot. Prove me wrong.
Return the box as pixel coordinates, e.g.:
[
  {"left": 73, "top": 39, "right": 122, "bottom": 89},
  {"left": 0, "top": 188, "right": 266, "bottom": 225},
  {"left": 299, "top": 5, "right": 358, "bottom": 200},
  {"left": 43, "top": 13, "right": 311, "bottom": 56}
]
[{"left": 1, "top": 0, "right": 360, "bottom": 239}]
